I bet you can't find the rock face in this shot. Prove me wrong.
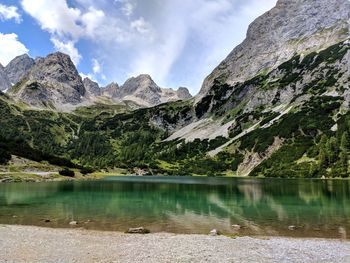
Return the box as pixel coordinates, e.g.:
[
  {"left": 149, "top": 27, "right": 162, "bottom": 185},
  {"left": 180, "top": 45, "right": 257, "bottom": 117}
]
[
  {"left": 83, "top": 78, "right": 101, "bottom": 97},
  {"left": 4, "top": 54, "right": 35, "bottom": 84},
  {"left": 177, "top": 87, "right": 192, "bottom": 100},
  {"left": 0, "top": 64, "right": 11, "bottom": 91},
  {"left": 9, "top": 52, "right": 86, "bottom": 110},
  {"left": 102, "top": 82, "right": 120, "bottom": 98},
  {"left": 161, "top": 0, "right": 350, "bottom": 176},
  {"left": 197, "top": 0, "right": 350, "bottom": 100},
  {"left": 120, "top": 74, "right": 192, "bottom": 107},
  {"left": 92, "top": 76, "right": 192, "bottom": 107},
  {"left": 121, "top": 74, "right": 162, "bottom": 106},
  {"left": 0, "top": 0, "right": 349, "bottom": 179},
  {"left": 2, "top": 52, "right": 191, "bottom": 109}
]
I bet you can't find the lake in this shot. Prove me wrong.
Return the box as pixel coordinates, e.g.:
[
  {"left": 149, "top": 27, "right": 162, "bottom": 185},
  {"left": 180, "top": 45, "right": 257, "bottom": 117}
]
[{"left": 0, "top": 176, "right": 349, "bottom": 239}]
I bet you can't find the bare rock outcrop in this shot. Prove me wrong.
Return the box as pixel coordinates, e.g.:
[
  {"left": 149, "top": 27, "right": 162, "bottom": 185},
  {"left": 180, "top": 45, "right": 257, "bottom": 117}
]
[
  {"left": 197, "top": 0, "right": 350, "bottom": 101},
  {"left": 0, "top": 64, "right": 11, "bottom": 91},
  {"left": 8, "top": 52, "right": 86, "bottom": 110},
  {"left": 4, "top": 54, "right": 35, "bottom": 84}
]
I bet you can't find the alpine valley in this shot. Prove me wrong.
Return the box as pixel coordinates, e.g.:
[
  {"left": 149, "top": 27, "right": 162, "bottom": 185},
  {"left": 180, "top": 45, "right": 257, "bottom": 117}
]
[{"left": 1, "top": 0, "right": 350, "bottom": 179}]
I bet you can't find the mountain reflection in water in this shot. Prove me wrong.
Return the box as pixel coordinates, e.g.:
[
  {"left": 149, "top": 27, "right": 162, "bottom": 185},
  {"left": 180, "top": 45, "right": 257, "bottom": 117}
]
[{"left": 0, "top": 177, "right": 349, "bottom": 239}]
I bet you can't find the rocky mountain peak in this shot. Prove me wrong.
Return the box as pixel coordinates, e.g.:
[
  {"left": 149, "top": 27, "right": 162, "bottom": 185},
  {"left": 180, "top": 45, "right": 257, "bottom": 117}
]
[
  {"left": 197, "top": 0, "right": 350, "bottom": 100},
  {"left": 275, "top": 0, "right": 297, "bottom": 8},
  {"left": 8, "top": 51, "right": 86, "bottom": 110},
  {"left": 5, "top": 53, "right": 35, "bottom": 84},
  {"left": 3, "top": 50, "right": 191, "bottom": 109},
  {"left": 122, "top": 74, "right": 161, "bottom": 96},
  {"left": 102, "top": 82, "right": 120, "bottom": 98},
  {"left": 177, "top": 87, "right": 192, "bottom": 99},
  {"left": 0, "top": 63, "right": 11, "bottom": 91},
  {"left": 83, "top": 78, "right": 101, "bottom": 97},
  {"left": 28, "top": 52, "right": 85, "bottom": 96},
  {"left": 118, "top": 74, "right": 192, "bottom": 107}
]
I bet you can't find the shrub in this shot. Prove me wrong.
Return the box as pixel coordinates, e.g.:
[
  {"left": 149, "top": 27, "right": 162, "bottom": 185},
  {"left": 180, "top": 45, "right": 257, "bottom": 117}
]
[
  {"left": 0, "top": 148, "right": 11, "bottom": 165},
  {"left": 59, "top": 168, "right": 75, "bottom": 177},
  {"left": 80, "top": 167, "right": 95, "bottom": 175}
]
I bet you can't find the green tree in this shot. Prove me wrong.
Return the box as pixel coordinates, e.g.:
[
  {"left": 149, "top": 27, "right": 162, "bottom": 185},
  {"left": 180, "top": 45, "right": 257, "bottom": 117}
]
[
  {"left": 338, "top": 150, "right": 348, "bottom": 178},
  {"left": 308, "top": 162, "right": 319, "bottom": 178},
  {"left": 326, "top": 137, "right": 338, "bottom": 164},
  {"left": 340, "top": 132, "right": 349, "bottom": 151},
  {"left": 318, "top": 135, "right": 328, "bottom": 170}
]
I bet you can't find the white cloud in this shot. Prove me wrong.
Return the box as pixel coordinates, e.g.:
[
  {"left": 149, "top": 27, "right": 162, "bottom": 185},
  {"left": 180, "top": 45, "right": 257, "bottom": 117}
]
[
  {"left": 21, "top": 0, "right": 82, "bottom": 38},
  {"left": 0, "top": 33, "right": 28, "bottom": 66},
  {"left": 127, "top": 0, "right": 238, "bottom": 86},
  {"left": 130, "top": 27, "right": 187, "bottom": 85},
  {"left": 130, "top": 17, "right": 153, "bottom": 35},
  {"left": 21, "top": 0, "right": 277, "bottom": 93},
  {"left": 92, "top": 58, "right": 101, "bottom": 74},
  {"left": 114, "top": 0, "right": 136, "bottom": 16},
  {"left": 81, "top": 7, "right": 105, "bottom": 38},
  {"left": 51, "top": 38, "right": 82, "bottom": 65},
  {"left": 79, "top": 59, "right": 104, "bottom": 83},
  {"left": 122, "top": 1, "right": 135, "bottom": 16},
  {"left": 21, "top": 0, "right": 106, "bottom": 65},
  {"left": 0, "top": 4, "right": 21, "bottom": 23},
  {"left": 79, "top": 72, "right": 95, "bottom": 81},
  {"left": 74, "top": 0, "right": 276, "bottom": 91}
]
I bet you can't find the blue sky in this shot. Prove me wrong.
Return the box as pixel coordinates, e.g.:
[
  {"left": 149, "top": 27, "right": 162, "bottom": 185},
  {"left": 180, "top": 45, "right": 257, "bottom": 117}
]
[{"left": 0, "top": 0, "right": 277, "bottom": 94}]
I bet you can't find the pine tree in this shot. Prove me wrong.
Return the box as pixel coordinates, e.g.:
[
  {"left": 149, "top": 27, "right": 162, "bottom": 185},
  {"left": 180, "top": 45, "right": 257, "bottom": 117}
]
[
  {"left": 318, "top": 135, "right": 328, "bottom": 170},
  {"left": 340, "top": 132, "right": 349, "bottom": 151},
  {"left": 319, "top": 149, "right": 327, "bottom": 170},
  {"left": 338, "top": 132, "right": 349, "bottom": 177},
  {"left": 339, "top": 150, "right": 348, "bottom": 178},
  {"left": 308, "top": 162, "right": 319, "bottom": 178},
  {"left": 326, "top": 137, "right": 338, "bottom": 164}
]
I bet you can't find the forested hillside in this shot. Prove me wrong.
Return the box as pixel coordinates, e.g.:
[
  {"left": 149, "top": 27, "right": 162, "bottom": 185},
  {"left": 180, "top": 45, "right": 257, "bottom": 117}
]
[{"left": 1, "top": 40, "right": 349, "bottom": 178}]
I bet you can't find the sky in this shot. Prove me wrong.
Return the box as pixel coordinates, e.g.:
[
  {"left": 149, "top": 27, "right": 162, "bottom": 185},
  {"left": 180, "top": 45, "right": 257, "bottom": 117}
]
[{"left": 0, "top": 0, "right": 277, "bottom": 94}]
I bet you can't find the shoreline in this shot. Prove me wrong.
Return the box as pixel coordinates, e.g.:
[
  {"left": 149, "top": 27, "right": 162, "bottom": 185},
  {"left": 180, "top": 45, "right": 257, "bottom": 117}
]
[
  {"left": 1, "top": 225, "right": 349, "bottom": 263},
  {"left": 1, "top": 172, "right": 350, "bottom": 183}
]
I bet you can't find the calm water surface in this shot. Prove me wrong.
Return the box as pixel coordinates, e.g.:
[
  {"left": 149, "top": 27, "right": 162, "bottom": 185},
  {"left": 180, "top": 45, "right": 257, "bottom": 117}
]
[{"left": 0, "top": 176, "right": 349, "bottom": 238}]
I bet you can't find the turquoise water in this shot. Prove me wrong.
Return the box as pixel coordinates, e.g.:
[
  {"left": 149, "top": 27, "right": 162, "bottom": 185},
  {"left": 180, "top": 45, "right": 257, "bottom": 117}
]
[{"left": 0, "top": 176, "right": 349, "bottom": 238}]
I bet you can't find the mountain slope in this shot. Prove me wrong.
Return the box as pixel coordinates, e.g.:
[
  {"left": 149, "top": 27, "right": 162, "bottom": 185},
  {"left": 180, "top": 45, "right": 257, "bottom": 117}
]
[
  {"left": 0, "top": 0, "right": 349, "bottom": 178},
  {"left": 3, "top": 53, "right": 192, "bottom": 110},
  {"left": 197, "top": 0, "right": 349, "bottom": 101},
  {"left": 1, "top": 40, "right": 348, "bottom": 177},
  {"left": 83, "top": 78, "right": 101, "bottom": 97},
  {"left": 120, "top": 74, "right": 192, "bottom": 107},
  {"left": 102, "top": 82, "right": 120, "bottom": 98},
  {"left": 83, "top": 74, "right": 192, "bottom": 108},
  {"left": 8, "top": 52, "right": 86, "bottom": 111},
  {"left": 4, "top": 54, "right": 35, "bottom": 84},
  {"left": 0, "top": 64, "right": 11, "bottom": 91}
]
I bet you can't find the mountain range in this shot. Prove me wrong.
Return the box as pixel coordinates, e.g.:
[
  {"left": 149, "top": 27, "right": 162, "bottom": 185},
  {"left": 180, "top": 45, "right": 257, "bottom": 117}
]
[
  {"left": 0, "top": 52, "right": 192, "bottom": 110},
  {"left": 0, "top": 0, "right": 349, "bottom": 178}
]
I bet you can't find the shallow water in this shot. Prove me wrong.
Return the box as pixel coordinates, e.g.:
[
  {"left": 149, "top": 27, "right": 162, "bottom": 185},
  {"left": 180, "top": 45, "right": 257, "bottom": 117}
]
[{"left": 0, "top": 176, "right": 349, "bottom": 238}]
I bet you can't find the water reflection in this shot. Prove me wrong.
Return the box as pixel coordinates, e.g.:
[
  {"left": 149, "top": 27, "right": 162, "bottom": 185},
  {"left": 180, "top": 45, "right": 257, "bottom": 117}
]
[{"left": 0, "top": 177, "right": 349, "bottom": 238}]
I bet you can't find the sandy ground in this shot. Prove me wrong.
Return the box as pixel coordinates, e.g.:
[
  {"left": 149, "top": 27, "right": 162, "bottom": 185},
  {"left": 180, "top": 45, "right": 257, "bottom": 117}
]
[{"left": 0, "top": 225, "right": 349, "bottom": 263}]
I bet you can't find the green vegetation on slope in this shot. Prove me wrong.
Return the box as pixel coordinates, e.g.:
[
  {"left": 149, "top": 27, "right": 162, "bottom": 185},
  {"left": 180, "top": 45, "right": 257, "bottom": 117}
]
[{"left": 0, "top": 40, "right": 349, "bottom": 178}]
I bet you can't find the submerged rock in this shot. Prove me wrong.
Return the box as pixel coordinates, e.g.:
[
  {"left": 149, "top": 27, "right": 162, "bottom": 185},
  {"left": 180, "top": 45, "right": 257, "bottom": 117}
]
[{"left": 126, "top": 227, "right": 150, "bottom": 234}]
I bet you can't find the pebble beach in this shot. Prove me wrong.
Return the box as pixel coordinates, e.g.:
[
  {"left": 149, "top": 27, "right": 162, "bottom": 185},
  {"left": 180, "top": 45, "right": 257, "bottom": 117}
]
[{"left": 0, "top": 224, "right": 349, "bottom": 263}]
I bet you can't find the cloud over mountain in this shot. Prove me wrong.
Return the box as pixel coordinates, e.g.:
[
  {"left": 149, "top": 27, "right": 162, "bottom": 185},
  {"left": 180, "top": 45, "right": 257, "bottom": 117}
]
[{"left": 19, "top": 0, "right": 276, "bottom": 93}]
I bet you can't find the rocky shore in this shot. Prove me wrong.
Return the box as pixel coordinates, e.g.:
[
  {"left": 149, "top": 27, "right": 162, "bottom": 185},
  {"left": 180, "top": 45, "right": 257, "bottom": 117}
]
[{"left": 0, "top": 225, "right": 349, "bottom": 263}]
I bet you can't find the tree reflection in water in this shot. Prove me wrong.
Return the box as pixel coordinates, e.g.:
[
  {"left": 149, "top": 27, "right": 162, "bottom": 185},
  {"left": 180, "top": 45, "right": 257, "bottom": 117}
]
[{"left": 0, "top": 177, "right": 348, "bottom": 238}]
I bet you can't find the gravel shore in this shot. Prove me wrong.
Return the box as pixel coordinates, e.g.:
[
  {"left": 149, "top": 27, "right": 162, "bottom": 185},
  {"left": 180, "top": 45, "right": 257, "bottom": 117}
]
[{"left": 0, "top": 225, "right": 349, "bottom": 263}]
